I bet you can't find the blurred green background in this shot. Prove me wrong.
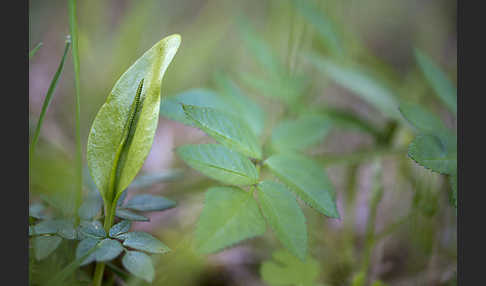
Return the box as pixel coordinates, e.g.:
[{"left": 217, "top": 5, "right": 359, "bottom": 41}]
[{"left": 29, "top": 0, "right": 456, "bottom": 285}]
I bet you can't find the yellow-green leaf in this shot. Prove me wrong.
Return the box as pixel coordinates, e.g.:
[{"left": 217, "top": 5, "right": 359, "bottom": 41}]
[{"left": 87, "top": 34, "right": 181, "bottom": 203}]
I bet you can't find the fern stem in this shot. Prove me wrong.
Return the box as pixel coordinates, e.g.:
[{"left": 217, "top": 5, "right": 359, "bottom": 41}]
[{"left": 68, "top": 0, "right": 83, "bottom": 222}]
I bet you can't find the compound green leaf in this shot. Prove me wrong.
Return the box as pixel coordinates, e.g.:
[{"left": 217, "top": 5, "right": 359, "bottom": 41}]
[
  {"left": 176, "top": 144, "right": 259, "bottom": 186},
  {"left": 415, "top": 49, "right": 457, "bottom": 114},
  {"left": 257, "top": 181, "right": 307, "bottom": 261},
  {"left": 109, "top": 220, "right": 131, "bottom": 238},
  {"left": 265, "top": 153, "right": 339, "bottom": 218},
  {"left": 122, "top": 251, "right": 155, "bottom": 283},
  {"left": 182, "top": 105, "right": 262, "bottom": 159},
  {"left": 121, "top": 232, "right": 170, "bottom": 254},
  {"left": 260, "top": 250, "right": 320, "bottom": 286},
  {"left": 95, "top": 238, "right": 124, "bottom": 262},
  {"left": 195, "top": 187, "right": 266, "bottom": 254},
  {"left": 408, "top": 134, "right": 457, "bottom": 175},
  {"left": 125, "top": 194, "right": 176, "bottom": 212},
  {"left": 33, "top": 235, "right": 62, "bottom": 261},
  {"left": 308, "top": 54, "right": 399, "bottom": 119},
  {"left": 87, "top": 35, "right": 181, "bottom": 203},
  {"left": 115, "top": 209, "right": 149, "bottom": 222},
  {"left": 271, "top": 114, "right": 332, "bottom": 153}
]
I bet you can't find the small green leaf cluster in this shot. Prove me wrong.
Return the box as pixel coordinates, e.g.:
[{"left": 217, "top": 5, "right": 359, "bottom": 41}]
[
  {"left": 399, "top": 50, "right": 457, "bottom": 208},
  {"left": 161, "top": 75, "right": 339, "bottom": 261}
]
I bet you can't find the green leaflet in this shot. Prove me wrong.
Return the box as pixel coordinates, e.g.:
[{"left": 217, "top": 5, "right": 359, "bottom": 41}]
[
  {"left": 260, "top": 250, "right": 320, "bottom": 286},
  {"left": 115, "top": 209, "right": 149, "bottom": 222},
  {"left": 182, "top": 105, "right": 262, "bottom": 159},
  {"left": 76, "top": 238, "right": 101, "bottom": 266},
  {"left": 415, "top": 49, "right": 457, "bottom": 114},
  {"left": 257, "top": 181, "right": 307, "bottom": 261},
  {"left": 95, "top": 238, "right": 124, "bottom": 262},
  {"left": 87, "top": 34, "right": 181, "bottom": 202},
  {"left": 307, "top": 53, "right": 399, "bottom": 119},
  {"left": 195, "top": 187, "right": 266, "bottom": 254},
  {"left": 408, "top": 134, "right": 457, "bottom": 175},
  {"left": 213, "top": 73, "right": 265, "bottom": 137},
  {"left": 109, "top": 220, "right": 131, "bottom": 238},
  {"left": 32, "top": 235, "right": 62, "bottom": 261},
  {"left": 290, "top": 0, "right": 342, "bottom": 56},
  {"left": 124, "top": 194, "right": 176, "bottom": 212},
  {"left": 271, "top": 114, "right": 332, "bottom": 153},
  {"left": 399, "top": 102, "right": 450, "bottom": 135},
  {"left": 160, "top": 89, "right": 231, "bottom": 126},
  {"left": 122, "top": 251, "right": 155, "bottom": 283},
  {"left": 79, "top": 220, "right": 106, "bottom": 239},
  {"left": 121, "top": 231, "right": 170, "bottom": 254},
  {"left": 265, "top": 153, "right": 339, "bottom": 218},
  {"left": 176, "top": 144, "right": 259, "bottom": 186}
]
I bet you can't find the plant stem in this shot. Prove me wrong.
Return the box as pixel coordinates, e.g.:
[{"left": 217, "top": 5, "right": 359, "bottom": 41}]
[
  {"left": 360, "top": 161, "right": 383, "bottom": 284},
  {"left": 68, "top": 0, "right": 83, "bottom": 223}
]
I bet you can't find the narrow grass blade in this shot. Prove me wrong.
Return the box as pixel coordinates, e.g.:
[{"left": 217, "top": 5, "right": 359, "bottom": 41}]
[
  {"left": 29, "top": 38, "right": 71, "bottom": 159},
  {"left": 29, "top": 42, "right": 43, "bottom": 59}
]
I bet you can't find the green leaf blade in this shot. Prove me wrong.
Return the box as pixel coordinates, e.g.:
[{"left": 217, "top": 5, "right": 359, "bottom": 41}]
[
  {"left": 121, "top": 232, "right": 170, "bottom": 254},
  {"left": 271, "top": 114, "right": 332, "bottom": 153},
  {"left": 125, "top": 194, "right": 176, "bottom": 212},
  {"left": 195, "top": 187, "right": 266, "bottom": 254},
  {"left": 265, "top": 153, "right": 339, "bottom": 218},
  {"left": 415, "top": 49, "right": 457, "bottom": 114},
  {"left": 95, "top": 238, "right": 124, "bottom": 262},
  {"left": 33, "top": 235, "right": 62, "bottom": 260},
  {"left": 308, "top": 54, "right": 399, "bottom": 119},
  {"left": 398, "top": 102, "right": 450, "bottom": 137},
  {"left": 122, "top": 251, "right": 155, "bottom": 283},
  {"left": 408, "top": 134, "right": 457, "bottom": 175},
  {"left": 109, "top": 220, "right": 131, "bottom": 238},
  {"left": 176, "top": 144, "right": 259, "bottom": 186},
  {"left": 87, "top": 34, "right": 181, "bottom": 201},
  {"left": 182, "top": 105, "right": 262, "bottom": 159},
  {"left": 115, "top": 209, "right": 150, "bottom": 221},
  {"left": 257, "top": 181, "right": 307, "bottom": 260},
  {"left": 76, "top": 238, "right": 101, "bottom": 266},
  {"left": 260, "top": 250, "right": 320, "bottom": 286}
]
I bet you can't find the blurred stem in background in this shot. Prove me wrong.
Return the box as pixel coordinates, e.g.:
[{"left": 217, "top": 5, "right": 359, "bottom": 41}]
[{"left": 68, "top": 0, "right": 83, "bottom": 222}]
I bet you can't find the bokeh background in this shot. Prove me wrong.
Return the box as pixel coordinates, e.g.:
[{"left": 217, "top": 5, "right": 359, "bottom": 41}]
[{"left": 29, "top": 0, "right": 457, "bottom": 285}]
